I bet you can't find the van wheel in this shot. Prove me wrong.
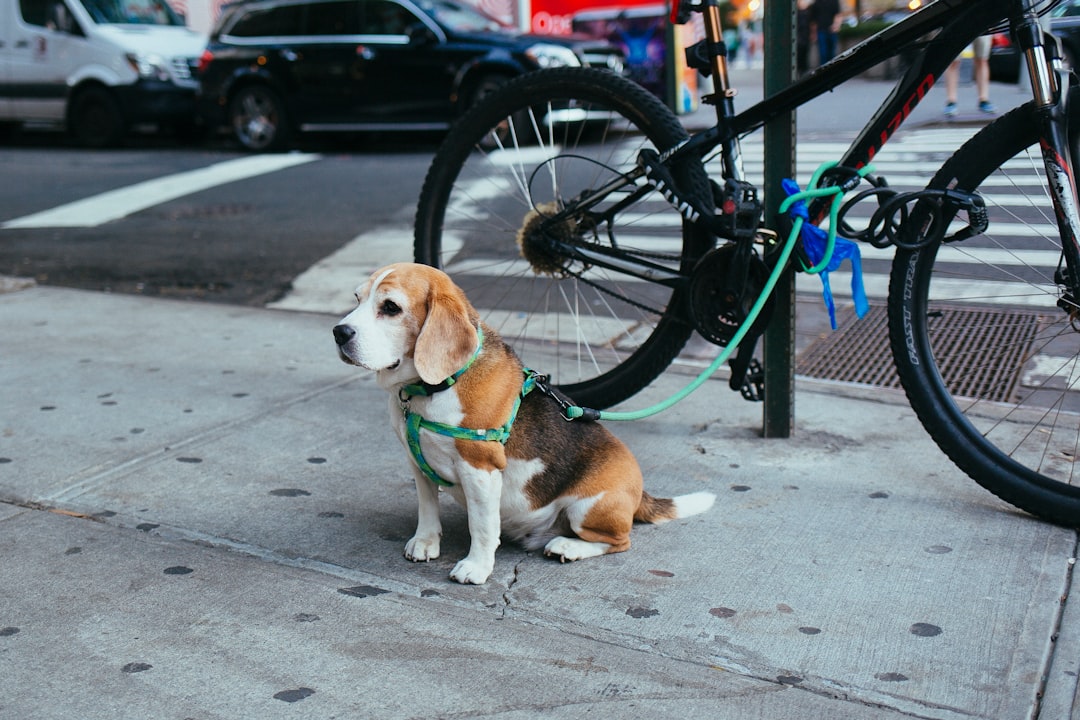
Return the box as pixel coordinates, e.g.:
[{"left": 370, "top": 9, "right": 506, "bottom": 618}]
[
  {"left": 229, "top": 85, "right": 290, "bottom": 152},
  {"left": 69, "top": 86, "right": 127, "bottom": 148}
]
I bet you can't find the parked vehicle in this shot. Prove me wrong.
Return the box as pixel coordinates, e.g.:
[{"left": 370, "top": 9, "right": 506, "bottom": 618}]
[
  {"left": 985, "top": 1, "right": 1080, "bottom": 83},
  {"left": 1050, "top": 0, "right": 1080, "bottom": 69},
  {"left": 0, "top": 0, "right": 206, "bottom": 146},
  {"left": 987, "top": 31, "right": 1020, "bottom": 84},
  {"left": 196, "top": 0, "right": 626, "bottom": 151}
]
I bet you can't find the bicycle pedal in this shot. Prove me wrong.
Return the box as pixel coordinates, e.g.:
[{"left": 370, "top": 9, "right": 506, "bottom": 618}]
[{"left": 738, "top": 358, "right": 765, "bottom": 402}]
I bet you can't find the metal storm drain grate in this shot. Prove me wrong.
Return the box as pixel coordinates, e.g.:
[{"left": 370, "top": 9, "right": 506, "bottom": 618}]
[{"left": 797, "top": 303, "right": 1042, "bottom": 403}]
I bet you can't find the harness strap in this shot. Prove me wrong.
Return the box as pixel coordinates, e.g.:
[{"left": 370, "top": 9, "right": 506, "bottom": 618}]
[{"left": 404, "top": 369, "right": 539, "bottom": 487}]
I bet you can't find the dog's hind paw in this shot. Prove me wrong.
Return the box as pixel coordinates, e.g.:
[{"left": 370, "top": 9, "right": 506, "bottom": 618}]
[
  {"left": 543, "top": 536, "right": 610, "bottom": 562},
  {"left": 404, "top": 536, "right": 440, "bottom": 562}
]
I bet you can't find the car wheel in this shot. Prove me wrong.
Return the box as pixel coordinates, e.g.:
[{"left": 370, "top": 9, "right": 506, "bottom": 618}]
[
  {"left": 68, "top": 86, "right": 127, "bottom": 148},
  {"left": 228, "top": 84, "right": 290, "bottom": 152}
]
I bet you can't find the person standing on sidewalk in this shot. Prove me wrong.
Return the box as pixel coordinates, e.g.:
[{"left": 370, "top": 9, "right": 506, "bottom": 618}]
[
  {"left": 797, "top": 0, "right": 812, "bottom": 75},
  {"left": 944, "top": 35, "right": 995, "bottom": 116},
  {"left": 811, "top": 0, "right": 841, "bottom": 65}
]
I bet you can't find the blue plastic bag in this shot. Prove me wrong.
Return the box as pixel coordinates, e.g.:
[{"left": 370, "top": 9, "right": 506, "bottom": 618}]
[{"left": 781, "top": 178, "right": 870, "bottom": 329}]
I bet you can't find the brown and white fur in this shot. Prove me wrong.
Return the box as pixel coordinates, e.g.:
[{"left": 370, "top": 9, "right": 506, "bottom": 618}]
[{"left": 333, "top": 263, "right": 715, "bottom": 585}]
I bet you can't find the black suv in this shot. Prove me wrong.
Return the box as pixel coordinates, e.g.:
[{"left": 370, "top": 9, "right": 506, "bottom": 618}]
[{"left": 197, "top": 0, "right": 626, "bottom": 150}]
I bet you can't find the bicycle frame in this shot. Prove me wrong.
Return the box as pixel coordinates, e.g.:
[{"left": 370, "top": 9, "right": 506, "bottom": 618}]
[
  {"left": 552, "top": 0, "right": 1080, "bottom": 307},
  {"left": 691, "top": 0, "right": 1058, "bottom": 200}
]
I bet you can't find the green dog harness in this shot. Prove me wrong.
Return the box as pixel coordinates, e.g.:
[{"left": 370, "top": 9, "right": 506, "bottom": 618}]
[{"left": 398, "top": 328, "right": 538, "bottom": 487}]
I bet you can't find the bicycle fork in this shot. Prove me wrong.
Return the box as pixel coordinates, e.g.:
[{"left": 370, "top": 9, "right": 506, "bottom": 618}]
[{"left": 1017, "top": 9, "right": 1080, "bottom": 321}]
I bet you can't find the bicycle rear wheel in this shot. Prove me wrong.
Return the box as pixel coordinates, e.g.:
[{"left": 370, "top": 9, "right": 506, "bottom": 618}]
[
  {"left": 888, "top": 101, "right": 1080, "bottom": 526},
  {"left": 414, "top": 67, "right": 713, "bottom": 409}
]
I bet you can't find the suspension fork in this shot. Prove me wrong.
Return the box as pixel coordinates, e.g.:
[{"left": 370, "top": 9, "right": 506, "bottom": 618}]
[{"left": 1016, "top": 7, "right": 1080, "bottom": 312}]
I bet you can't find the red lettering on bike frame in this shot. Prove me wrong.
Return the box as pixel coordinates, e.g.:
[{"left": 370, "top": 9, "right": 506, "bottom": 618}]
[{"left": 861, "top": 73, "right": 936, "bottom": 167}]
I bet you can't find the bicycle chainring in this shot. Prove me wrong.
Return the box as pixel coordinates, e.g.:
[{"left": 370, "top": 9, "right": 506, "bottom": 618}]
[{"left": 689, "top": 244, "right": 774, "bottom": 346}]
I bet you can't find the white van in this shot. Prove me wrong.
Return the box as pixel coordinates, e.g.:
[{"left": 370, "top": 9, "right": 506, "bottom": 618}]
[{"left": 0, "top": 0, "right": 206, "bottom": 146}]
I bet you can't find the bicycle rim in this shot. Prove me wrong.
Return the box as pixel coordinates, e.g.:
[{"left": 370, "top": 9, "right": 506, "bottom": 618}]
[
  {"left": 889, "top": 101, "right": 1080, "bottom": 526},
  {"left": 415, "top": 68, "right": 712, "bottom": 409}
]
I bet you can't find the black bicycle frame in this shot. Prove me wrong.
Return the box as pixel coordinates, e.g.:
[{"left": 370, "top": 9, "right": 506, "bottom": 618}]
[{"left": 544, "top": 0, "right": 1080, "bottom": 299}]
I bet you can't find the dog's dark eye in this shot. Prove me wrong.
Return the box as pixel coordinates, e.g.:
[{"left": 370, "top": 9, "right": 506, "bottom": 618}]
[{"left": 380, "top": 300, "right": 401, "bottom": 317}]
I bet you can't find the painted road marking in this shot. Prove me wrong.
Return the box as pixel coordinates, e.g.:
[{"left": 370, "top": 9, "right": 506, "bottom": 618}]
[{"left": 2, "top": 154, "right": 321, "bottom": 229}]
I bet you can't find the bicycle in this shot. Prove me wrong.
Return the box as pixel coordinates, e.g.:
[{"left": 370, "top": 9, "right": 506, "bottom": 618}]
[{"left": 414, "top": 0, "right": 1080, "bottom": 528}]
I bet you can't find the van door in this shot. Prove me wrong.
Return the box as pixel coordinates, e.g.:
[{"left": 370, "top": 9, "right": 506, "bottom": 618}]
[{"left": 8, "top": 0, "right": 85, "bottom": 122}]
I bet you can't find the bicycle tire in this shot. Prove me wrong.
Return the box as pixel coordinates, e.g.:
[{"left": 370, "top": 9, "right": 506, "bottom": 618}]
[
  {"left": 414, "top": 67, "right": 713, "bottom": 409},
  {"left": 888, "top": 101, "right": 1080, "bottom": 527}
]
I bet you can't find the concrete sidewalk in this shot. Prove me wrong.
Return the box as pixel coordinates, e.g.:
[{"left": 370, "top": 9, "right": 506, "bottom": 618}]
[{"left": 0, "top": 283, "right": 1076, "bottom": 719}]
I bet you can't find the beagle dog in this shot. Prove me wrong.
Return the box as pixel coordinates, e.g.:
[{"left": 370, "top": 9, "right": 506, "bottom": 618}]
[{"left": 333, "top": 263, "right": 715, "bottom": 585}]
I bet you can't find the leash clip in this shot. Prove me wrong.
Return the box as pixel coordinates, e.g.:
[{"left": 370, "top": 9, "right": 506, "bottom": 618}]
[
  {"left": 533, "top": 374, "right": 601, "bottom": 422},
  {"left": 533, "top": 374, "right": 576, "bottom": 421}
]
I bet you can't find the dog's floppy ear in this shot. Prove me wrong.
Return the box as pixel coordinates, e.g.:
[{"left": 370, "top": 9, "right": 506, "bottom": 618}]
[{"left": 414, "top": 284, "right": 478, "bottom": 384}]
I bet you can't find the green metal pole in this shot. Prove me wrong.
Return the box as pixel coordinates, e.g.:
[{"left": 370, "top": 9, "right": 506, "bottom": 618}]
[{"left": 761, "top": 0, "right": 797, "bottom": 438}]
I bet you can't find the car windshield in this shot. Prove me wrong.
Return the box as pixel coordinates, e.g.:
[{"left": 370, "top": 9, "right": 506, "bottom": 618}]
[
  {"left": 78, "top": 0, "right": 184, "bottom": 25},
  {"left": 414, "top": 0, "right": 508, "bottom": 33}
]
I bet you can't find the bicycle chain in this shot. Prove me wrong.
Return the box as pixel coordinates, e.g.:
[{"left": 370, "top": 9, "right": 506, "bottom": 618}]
[{"left": 557, "top": 240, "right": 680, "bottom": 317}]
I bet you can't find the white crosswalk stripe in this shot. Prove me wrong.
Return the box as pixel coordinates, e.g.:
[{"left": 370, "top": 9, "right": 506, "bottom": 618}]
[{"left": 2, "top": 154, "right": 322, "bottom": 229}]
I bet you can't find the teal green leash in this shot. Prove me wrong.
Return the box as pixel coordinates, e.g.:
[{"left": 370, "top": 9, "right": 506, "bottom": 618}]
[
  {"left": 562, "top": 162, "right": 873, "bottom": 423},
  {"left": 399, "top": 161, "right": 872, "bottom": 480}
]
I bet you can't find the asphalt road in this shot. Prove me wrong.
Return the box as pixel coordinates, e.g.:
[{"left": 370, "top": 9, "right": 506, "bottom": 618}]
[
  {"left": 0, "top": 66, "right": 1027, "bottom": 306},
  {"left": 0, "top": 129, "right": 443, "bottom": 305}
]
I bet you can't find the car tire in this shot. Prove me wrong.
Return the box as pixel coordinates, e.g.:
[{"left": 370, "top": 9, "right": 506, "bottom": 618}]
[
  {"left": 228, "top": 84, "right": 290, "bottom": 152},
  {"left": 68, "top": 86, "right": 127, "bottom": 148}
]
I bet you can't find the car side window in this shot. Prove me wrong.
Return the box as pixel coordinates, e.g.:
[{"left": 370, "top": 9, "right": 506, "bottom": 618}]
[
  {"left": 20, "top": 0, "right": 81, "bottom": 33},
  {"left": 228, "top": 4, "right": 305, "bottom": 37},
  {"left": 305, "top": 0, "right": 361, "bottom": 35},
  {"left": 360, "top": 0, "right": 417, "bottom": 35}
]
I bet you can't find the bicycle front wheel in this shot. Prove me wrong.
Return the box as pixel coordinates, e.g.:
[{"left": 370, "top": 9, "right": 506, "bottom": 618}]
[
  {"left": 888, "top": 101, "right": 1080, "bottom": 526},
  {"left": 414, "top": 68, "right": 713, "bottom": 409}
]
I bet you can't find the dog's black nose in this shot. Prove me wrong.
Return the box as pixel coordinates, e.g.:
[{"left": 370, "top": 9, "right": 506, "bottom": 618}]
[{"left": 333, "top": 324, "right": 356, "bottom": 346}]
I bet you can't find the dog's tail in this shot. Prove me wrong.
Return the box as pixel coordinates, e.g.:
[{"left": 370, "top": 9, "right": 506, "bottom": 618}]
[{"left": 634, "top": 491, "right": 715, "bottom": 524}]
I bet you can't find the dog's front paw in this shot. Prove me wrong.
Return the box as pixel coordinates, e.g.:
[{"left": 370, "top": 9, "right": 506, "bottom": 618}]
[
  {"left": 449, "top": 557, "right": 493, "bottom": 585},
  {"left": 404, "top": 536, "right": 441, "bottom": 562}
]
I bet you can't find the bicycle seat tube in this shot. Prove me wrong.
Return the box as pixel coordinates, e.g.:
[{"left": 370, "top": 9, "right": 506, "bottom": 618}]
[{"left": 696, "top": 0, "right": 746, "bottom": 183}]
